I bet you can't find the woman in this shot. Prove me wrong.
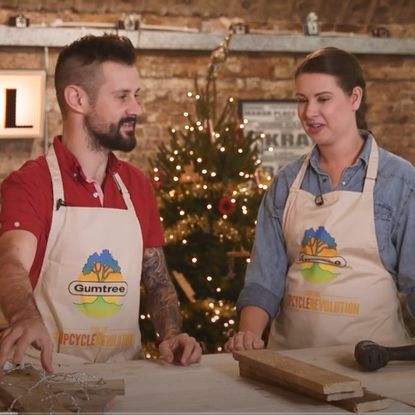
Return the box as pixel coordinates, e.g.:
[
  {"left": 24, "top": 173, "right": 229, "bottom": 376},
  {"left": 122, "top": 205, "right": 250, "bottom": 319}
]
[{"left": 225, "top": 47, "right": 415, "bottom": 351}]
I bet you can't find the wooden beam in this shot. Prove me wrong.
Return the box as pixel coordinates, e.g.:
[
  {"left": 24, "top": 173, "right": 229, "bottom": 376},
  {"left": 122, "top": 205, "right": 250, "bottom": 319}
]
[{"left": 234, "top": 349, "right": 363, "bottom": 400}]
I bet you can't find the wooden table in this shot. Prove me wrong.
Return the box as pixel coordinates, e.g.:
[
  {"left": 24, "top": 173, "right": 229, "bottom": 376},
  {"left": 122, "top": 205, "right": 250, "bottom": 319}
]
[{"left": 1, "top": 346, "right": 415, "bottom": 413}]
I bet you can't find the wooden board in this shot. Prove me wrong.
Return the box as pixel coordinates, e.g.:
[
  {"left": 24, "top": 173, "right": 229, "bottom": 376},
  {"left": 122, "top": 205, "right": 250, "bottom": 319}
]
[
  {"left": 234, "top": 349, "right": 363, "bottom": 399},
  {"left": 0, "top": 364, "right": 124, "bottom": 413},
  {"left": 332, "top": 389, "right": 392, "bottom": 413}
]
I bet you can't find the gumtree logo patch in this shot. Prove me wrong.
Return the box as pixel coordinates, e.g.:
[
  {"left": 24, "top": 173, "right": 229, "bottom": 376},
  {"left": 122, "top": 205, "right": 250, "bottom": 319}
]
[
  {"left": 69, "top": 249, "right": 127, "bottom": 318},
  {"left": 296, "top": 226, "right": 347, "bottom": 284}
]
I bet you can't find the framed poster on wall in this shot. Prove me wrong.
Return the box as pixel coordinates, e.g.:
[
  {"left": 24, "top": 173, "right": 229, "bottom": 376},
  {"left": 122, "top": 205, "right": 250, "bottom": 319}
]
[{"left": 240, "top": 100, "right": 312, "bottom": 176}]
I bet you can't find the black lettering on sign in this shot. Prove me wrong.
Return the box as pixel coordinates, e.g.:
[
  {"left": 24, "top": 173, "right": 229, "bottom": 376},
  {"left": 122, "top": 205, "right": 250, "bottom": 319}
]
[{"left": 5, "top": 88, "right": 33, "bottom": 128}]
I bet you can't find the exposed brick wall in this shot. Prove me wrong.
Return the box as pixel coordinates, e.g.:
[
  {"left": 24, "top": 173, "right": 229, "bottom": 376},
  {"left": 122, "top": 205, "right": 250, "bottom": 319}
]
[{"left": 0, "top": 0, "right": 414, "bottom": 183}]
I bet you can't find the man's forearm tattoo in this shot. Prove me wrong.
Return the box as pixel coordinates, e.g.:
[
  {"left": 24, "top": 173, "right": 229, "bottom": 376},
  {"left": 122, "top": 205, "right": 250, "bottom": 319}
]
[{"left": 142, "top": 247, "right": 182, "bottom": 339}]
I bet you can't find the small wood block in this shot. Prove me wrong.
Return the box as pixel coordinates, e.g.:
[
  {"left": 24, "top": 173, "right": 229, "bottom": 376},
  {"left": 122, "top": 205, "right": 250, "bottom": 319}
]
[
  {"left": 333, "top": 389, "right": 392, "bottom": 413},
  {"left": 234, "top": 349, "right": 363, "bottom": 400},
  {"left": 0, "top": 366, "right": 68, "bottom": 413}
]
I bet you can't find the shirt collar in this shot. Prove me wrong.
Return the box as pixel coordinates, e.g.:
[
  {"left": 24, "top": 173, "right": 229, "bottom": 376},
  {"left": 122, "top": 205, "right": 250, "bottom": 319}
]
[
  {"left": 309, "top": 130, "right": 373, "bottom": 171},
  {"left": 52, "top": 136, "right": 121, "bottom": 181}
]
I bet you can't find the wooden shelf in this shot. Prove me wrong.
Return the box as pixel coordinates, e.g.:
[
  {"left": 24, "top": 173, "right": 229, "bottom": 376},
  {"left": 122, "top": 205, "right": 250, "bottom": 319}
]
[{"left": 0, "top": 25, "right": 414, "bottom": 55}]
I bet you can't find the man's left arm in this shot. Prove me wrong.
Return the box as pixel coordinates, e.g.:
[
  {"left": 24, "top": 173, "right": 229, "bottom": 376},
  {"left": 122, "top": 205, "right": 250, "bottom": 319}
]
[{"left": 141, "top": 247, "right": 202, "bottom": 365}]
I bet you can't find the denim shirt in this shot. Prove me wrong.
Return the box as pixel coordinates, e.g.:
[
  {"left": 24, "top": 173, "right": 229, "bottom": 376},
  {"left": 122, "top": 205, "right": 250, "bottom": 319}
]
[{"left": 237, "top": 132, "right": 415, "bottom": 318}]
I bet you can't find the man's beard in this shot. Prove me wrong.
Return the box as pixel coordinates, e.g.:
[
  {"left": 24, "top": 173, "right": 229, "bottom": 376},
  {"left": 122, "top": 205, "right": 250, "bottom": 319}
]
[{"left": 85, "top": 115, "right": 137, "bottom": 152}]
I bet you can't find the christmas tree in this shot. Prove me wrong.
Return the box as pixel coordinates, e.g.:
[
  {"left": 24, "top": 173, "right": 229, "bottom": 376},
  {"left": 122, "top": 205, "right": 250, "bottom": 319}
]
[{"left": 141, "top": 30, "right": 268, "bottom": 355}]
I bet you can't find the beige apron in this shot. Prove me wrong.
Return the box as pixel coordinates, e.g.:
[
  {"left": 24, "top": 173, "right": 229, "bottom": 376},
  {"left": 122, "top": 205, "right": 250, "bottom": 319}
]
[
  {"left": 32, "top": 146, "right": 143, "bottom": 363},
  {"left": 268, "top": 139, "right": 409, "bottom": 349}
]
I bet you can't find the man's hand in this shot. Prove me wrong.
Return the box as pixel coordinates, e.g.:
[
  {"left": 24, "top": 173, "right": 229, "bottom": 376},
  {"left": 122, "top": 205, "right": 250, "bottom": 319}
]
[
  {"left": 158, "top": 333, "right": 202, "bottom": 366},
  {"left": 0, "top": 317, "right": 53, "bottom": 373},
  {"left": 224, "top": 330, "right": 265, "bottom": 352}
]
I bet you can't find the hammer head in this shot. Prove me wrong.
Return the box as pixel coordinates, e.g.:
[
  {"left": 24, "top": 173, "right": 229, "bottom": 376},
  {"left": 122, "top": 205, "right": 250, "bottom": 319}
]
[{"left": 354, "top": 340, "right": 389, "bottom": 371}]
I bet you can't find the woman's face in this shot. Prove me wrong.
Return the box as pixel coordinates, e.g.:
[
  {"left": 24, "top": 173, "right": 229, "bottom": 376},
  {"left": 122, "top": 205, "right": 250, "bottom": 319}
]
[{"left": 295, "top": 73, "right": 362, "bottom": 147}]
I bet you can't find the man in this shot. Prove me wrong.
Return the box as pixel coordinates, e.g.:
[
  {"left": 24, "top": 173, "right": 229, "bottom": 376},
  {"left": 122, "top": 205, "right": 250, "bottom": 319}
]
[{"left": 0, "top": 34, "right": 201, "bottom": 371}]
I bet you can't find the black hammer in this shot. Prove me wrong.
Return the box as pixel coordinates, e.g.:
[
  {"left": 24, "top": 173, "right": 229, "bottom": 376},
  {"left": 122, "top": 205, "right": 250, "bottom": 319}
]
[{"left": 354, "top": 340, "right": 415, "bottom": 371}]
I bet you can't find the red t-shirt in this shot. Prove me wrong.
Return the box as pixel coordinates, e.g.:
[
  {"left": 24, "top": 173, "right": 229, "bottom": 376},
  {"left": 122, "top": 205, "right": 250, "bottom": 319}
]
[{"left": 0, "top": 137, "right": 165, "bottom": 287}]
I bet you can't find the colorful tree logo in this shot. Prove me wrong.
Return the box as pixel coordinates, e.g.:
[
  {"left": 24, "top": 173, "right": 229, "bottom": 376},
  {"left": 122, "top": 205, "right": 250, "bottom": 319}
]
[
  {"left": 297, "top": 226, "right": 346, "bottom": 284},
  {"left": 69, "top": 249, "right": 127, "bottom": 318}
]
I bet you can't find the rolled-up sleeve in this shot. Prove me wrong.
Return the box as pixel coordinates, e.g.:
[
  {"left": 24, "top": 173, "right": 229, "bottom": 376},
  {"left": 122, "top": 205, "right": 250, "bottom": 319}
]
[{"left": 236, "top": 174, "right": 290, "bottom": 319}]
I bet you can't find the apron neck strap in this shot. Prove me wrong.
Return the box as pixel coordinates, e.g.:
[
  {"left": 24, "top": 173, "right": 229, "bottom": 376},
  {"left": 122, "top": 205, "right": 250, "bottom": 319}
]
[
  {"left": 112, "top": 172, "right": 135, "bottom": 211},
  {"left": 46, "top": 145, "right": 65, "bottom": 210},
  {"left": 291, "top": 139, "right": 379, "bottom": 194},
  {"left": 46, "top": 145, "right": 135, "bottom": 211},
  {"left": 290, "top": 151, "right": 313, "bottom": 191},
  {"left": 362, "top": 138, "right": 379, "bottom": 194}
]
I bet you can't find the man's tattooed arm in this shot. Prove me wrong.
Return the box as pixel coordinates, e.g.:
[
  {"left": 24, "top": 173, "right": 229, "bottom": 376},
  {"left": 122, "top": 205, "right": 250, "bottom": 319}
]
[{"left": 141, "top": 247, "right": 182, "bottom": 340}]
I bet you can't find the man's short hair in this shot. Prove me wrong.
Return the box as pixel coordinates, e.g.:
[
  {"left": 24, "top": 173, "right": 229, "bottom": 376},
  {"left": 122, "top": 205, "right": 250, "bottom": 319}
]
[{"left": 55, "top": 34, "right": 136, "bottom": 116}]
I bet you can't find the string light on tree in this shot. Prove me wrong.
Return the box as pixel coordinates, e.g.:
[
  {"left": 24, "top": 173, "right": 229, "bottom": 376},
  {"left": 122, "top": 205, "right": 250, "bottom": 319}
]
[{"left": 145, "top": 27, "right": 266, "bottom": 355}]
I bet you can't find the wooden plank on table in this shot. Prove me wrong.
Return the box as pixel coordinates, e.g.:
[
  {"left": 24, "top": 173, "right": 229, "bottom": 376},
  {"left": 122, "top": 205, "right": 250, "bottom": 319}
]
[
  {"left": 239, "top": 365, "right": 363, "bottom": 402},
  {"left": 333, "top": 389, "right": 392, "bottom": 413},
  {"left": 234, "top": 349, "right": 363, "bottom": 398}
]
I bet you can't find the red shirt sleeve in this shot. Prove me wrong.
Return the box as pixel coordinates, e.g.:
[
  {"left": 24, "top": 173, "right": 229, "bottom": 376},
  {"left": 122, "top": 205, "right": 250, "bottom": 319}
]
[{"left": 0, "top": 159, "right": 51, "bottom": 240}]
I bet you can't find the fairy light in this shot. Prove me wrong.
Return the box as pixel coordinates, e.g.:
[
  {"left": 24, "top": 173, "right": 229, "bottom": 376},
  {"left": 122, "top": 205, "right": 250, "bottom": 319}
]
[
  {"left": 182, "top": 239, "right": 188, "bottom": 244},
  {"left": 191, "top": 257, "right": 198, "bottom": 263},
  {"left": 210, "top": 172, "right": 217, "bottom": 177},
  {"left": 171, "top": 128, "right": 176, "bottom": 133},
  {"left": 209, "top": 302, "right": 214, "bottom": 309},
  {"left": 229, "top": 97, "right": 234, "bottom": 103},
  {"left": 217, "top": 346, "right": 223, "bottom": 352},
  {"left": 169, "top": 156, "right": 175, "bottom": 162},
  {"left": 239, "top": 172, "right": 244, "bottom": 177},
  {"left": 222, "top": 214, "right": 228, "bottom": 219},
  {"left": 268, "top": 146, "right": 274, "bottom": 152},
  {"left": 195, "top": 94, "right": 200, "bottom": 99},
  {"left": 185, "top": 125, "right": 190, "bottom": 130},
  {"left": 243, "top": 118, "right": 248, "bottom": 124},
  {"left": 229, "top": 319, "right": 235, "bottom": 325},
  {"left": 198, "top": 126, "right": 203, "bottom": 131},
  {"left": 216, "top": 288, "right": 222, "bottom": 293},
  {"left": 239, "top": 123, "right": 244, "bottom": 129},
  {"left": 215, "top": 133, "right": 220, "bottom": 138},
  {"left": 179, "top": 210, "right": 185, "bottom": 216},
  {"left": 154, "top": 176, "right": 160, "bottom": 182},
  {"left": 153, "top": 167, "right": 159, "bottom": 173},
  {"left": 140, "top": 314, "right": 146, "bottom": 319},
  {"left": 203, "top": 185, "right": 208, "bottom": 190},
  {"left": 189, "top": 150, "right": 194, "bottom": 155},
  {"left": 196, "top": 157, "right": 203, "bottom": 163},
  {"left": 176, "top": 165, "right": 181, "bottom": 170},
  {"left": 187, "top": 91, "right": 192, "bottom": 97},
  {"left": 207, "top": 204, "right": 212, "bottom": 209},
  {"left": 173, "top": 176, "right": 179, "bottom": 182},
  {"left": 231, "top": 198, "right": 236, "bottom": 203},
  {"left": 201, "top": 169, "right": 207, "bottom": 174},
  {"left": 196, "top": 121, "right": 201, "bottom": 126},
  {"left": 246, "top": 258, "right": 251, "bottom": 263},
  {"left": 160, "top": 217, "right": 164, "bottom": 222},
  {"left": 190, "top": 126, "right": 195, "bottom": 131},
  {"left": 184, "top": 112, "right": 189, "bottom": 117},
  {"left": 220, "top": 146, "right": 225, "bottom": 152},
  {"left": 206, "top": 276, "right": 212, "bottom": 281},
  {"left": 238, "top": 148, "right": 243, "bottom": 153}
]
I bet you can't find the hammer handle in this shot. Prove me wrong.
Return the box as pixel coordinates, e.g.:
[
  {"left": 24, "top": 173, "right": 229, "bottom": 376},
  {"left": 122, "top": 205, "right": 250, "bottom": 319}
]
[{"left": 388, "top": 344, "right": 415, "bottom": 361}]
